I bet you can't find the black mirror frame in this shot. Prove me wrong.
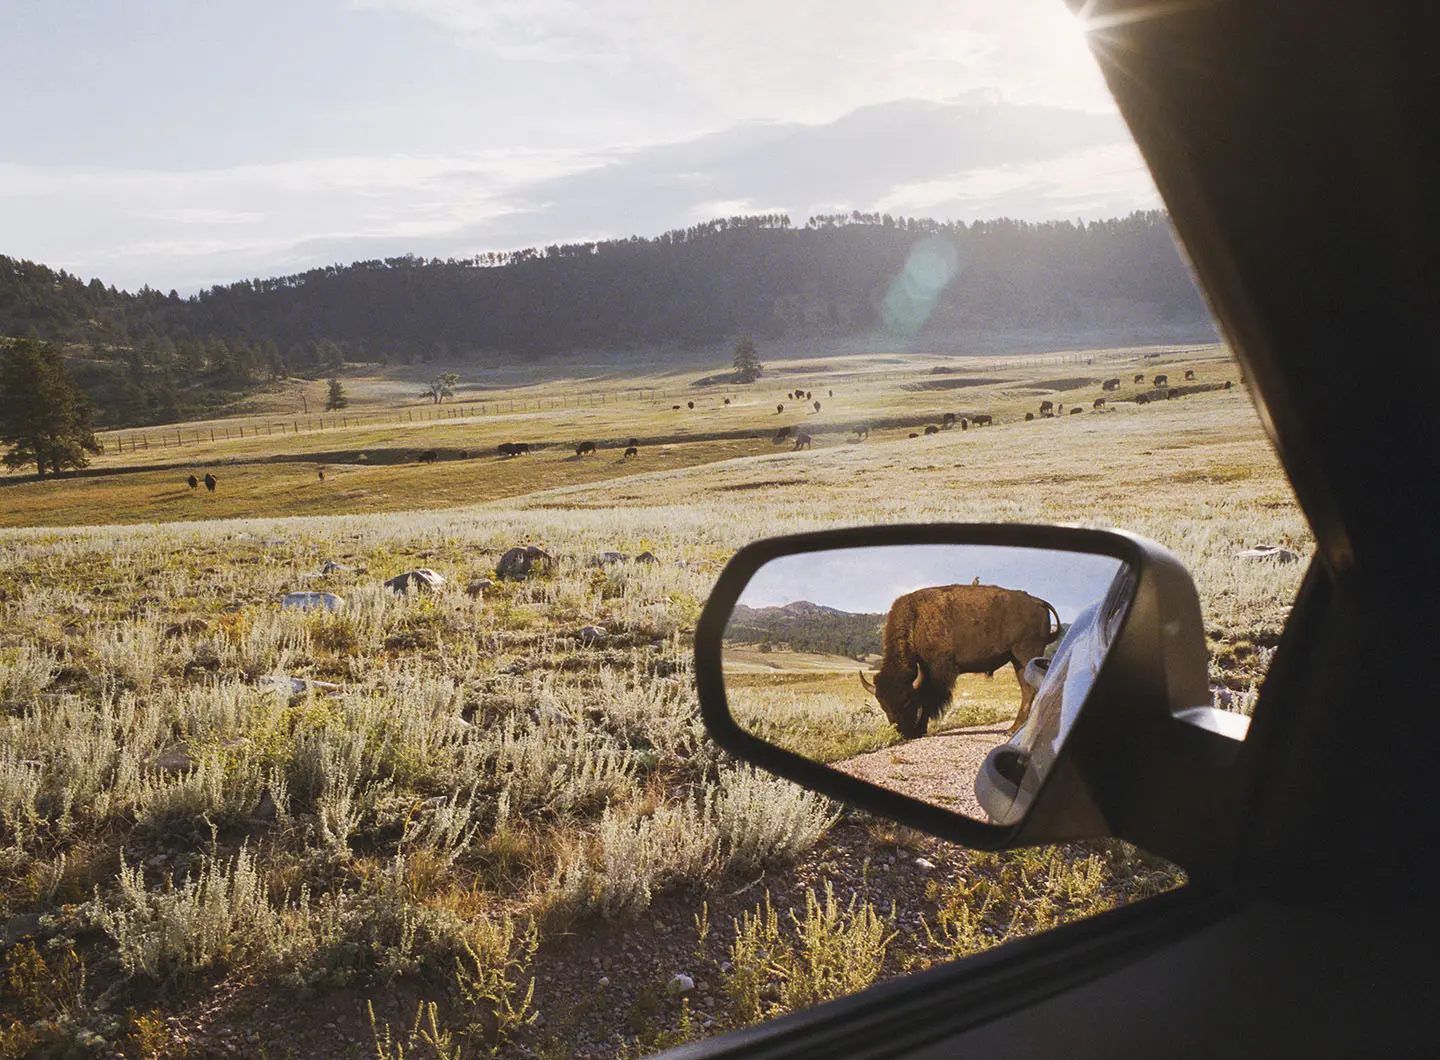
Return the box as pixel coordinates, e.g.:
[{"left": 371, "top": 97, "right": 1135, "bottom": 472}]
[{"left": 696, "top": 522, "right": 1241, "bottom": 868}]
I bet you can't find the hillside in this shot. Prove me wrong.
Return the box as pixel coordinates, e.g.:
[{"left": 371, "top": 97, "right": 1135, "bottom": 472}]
[
  {"left": 727, "top": 600, "right": 886, "bottom": 658},
  {"left": 1, "top": 210, "right": 1215, "bottom": 428}
]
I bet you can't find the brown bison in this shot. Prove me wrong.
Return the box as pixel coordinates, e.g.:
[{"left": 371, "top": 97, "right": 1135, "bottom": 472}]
[
  {"left": 1025, "top": 412, "right": 1035, "bottom": 421},
  {"left": 497, "top": 441, "right": 529, "bottom": 457},
  {"left": 1093, "top": 397, "right": 1105, "bottom": 409},
  {"left": 909, "top": 432, "right": 919, "bottom": 438},
  {"left": 203, "top": 473, "right": 217, "bottom": 492},
  {"left": 805, "top": 391, "right": 813, "bottom": 400},
  {"left": 792, "top": 432, "right": 812, "bottom": 450},
  {"left": 1134, "top": 373, "right": 1146, "bottom": 383},
  {"left": 941, "top": 412, "right": 957, "bottom": 427},
  {"left": 723, "top": 398, "right": 731, "bottom": 405},
  {"left": 1039, "top": 400, "right": 1054, "bottom": 415},
  {"left": 687, "top": 400, "right": 695, "bottom": 409},
  {"left": 1153, "top": 374, "right": 1169, "bottom": 386},
  {"left": 1224, "top": 380, "right": 1233, "bottom": 389},
  {"left": 1071, "top": 406, "right": 1084, "bottom": 414},
  {"left": 924, "top": 424, "right": 940, "bottom": 435},
  {"left": 959, "top": 418, "right": 968, "bottom": 430},
  {"left": 859, "top": 584, "right": 1062, "bottom": 739},
  {"left": 1103, "top": 378, "right": 1121, "bottom": 391},
  {"left": 854, "top": 425, "right": 870, "bottom": 439},
  {"left": 673, "top": 405, "right": 682, "bottom": 410},
  {"left": 972, "top": 413, "right": 993, "bottom": 426},
  {"left": 777, "top": 403, "right": 785, "bottom": 414},
  {"left": 187, "top": 475, "right": 199, "bottom": 490},
  {"left": 318, "top": 468, "right": 326, "bottom": 480},
  {"left": 813, "top": 401, "right": 822, "bottom": 413},
  {"left": 575, "top": 440, "right": 597, "bottom": 456},
  {"left": 1184, "top": 369, "right": 1196, "bottom": 380},
  {"left": 624, "top": 446, "right": 639, "bottom": 459}
]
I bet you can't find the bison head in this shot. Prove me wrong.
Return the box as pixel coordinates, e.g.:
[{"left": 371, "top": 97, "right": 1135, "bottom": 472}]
[{"left": 859, "top": 662, "right": 937, "bottom": 738}]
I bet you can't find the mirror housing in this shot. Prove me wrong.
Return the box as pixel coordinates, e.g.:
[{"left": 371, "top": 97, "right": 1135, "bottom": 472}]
[{"left": 696, "top": 524, "right": 1247, "bottom": 875}]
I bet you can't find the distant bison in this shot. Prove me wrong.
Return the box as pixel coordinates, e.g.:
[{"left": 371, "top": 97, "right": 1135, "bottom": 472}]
[
  {"left": 1093, "top": 398, "right": 1105, "bottom": 409},
  {"left": 418, "top": 450, "right": 439, "bottom": 464},
  {"left": 687, "top": 401, "right": 695, "bottom": 409},
  {"left": 318, "top": 468, "right": 326, "bottom": 480},
  {"left": 777, "top": 404, "right": 785, "bottom": 414},
  {"left": 773, "top": 426, "right": 793, "bottom": 444},
  {"left": 859, "top": 583, "right": 1062, "bottom": 739},
  {"left": 924, "top": 425, "right": 940, "bottom": 435},
  {"left": 575, "top": 440, "right": 597, "bottom": 456},
  {"left": 187, "top": 475, "right": 199, "bottom": 490},
  {"left": 723, "top": 398, "right": 731, "bottom": 405},
  {"left": 971, "top": 414, "right": 993, "bottom": 426},
  {"left": 1102, "top": 378, "right": 1121, "bottom": 391},
  {"left": 624, "top": 446, "right": 639, "bottom": 459},
  {"left": 909, "top": 432, "right": 919, "bottom": 438},
  {"left": 941, "top": 412, "right": 957, "bottom": 427},
  {"left": 497, "top": 442, "right": 529, "bottom": 457},
  {"left": 854, "top": 425, "right": 870, "bottom": 439},
  {"left": 672, "top": 405, "right": 682, "bottom": 410},
  {"left": 813, "top": 401, "right": 822, "bottom": 413},
  {"left": 203, "top": 473, "right": 217, "bottom": 492},
  {"left": 792, "top": 432, "right": 813, "bottom": 450},
  {"left": 959, "top": 418, "right": 968, "bottom": 430},
  {"left": 1039, "top": 400, "right": 1054, "bottom": 415},
  {"left": 806, "top": 391, "right": 812, "bottom": 400},
  {"left": 1184, "top": 370, "right": 1196, "bottom": 380},
  {"left": 828, "top": 390, "right": 833, "bottom": 397},
  {"left": 1134, "top": 373, "right": 1146, "bottom": 383},
  {"left": 1153, "top": 374, "right": 1169, "bottom": 386},
  {"left": 1071, "top": 406, "right": 1084, "bottom": 414},
  {"left": 1224, "top": 380, "right": 1233, "bottom": 389},
  {"left": 1025, "top": 412, "right": 1035, "bottom": 421}
]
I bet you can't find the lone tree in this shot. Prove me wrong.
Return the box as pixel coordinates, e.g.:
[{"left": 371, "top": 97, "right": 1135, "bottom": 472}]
[
  {"left": 325, "top": 377, "right": 348, "bottom": 411},
  {"left": 733, "top": 335, "right": 763, "bottom": 383},
  {"left": 0, "top": 339, "right": 103, "bottom": 478},
  {"left": 424, "top": 372, "right": 459, "bottom": 404}
]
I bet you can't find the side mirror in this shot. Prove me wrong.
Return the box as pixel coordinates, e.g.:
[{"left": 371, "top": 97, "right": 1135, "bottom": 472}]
[{"left": 695, "top": 525, "right": 1250, "bottom": 863}]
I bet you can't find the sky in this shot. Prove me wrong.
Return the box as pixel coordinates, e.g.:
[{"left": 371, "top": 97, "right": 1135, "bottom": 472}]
[
  {"left": 734, "top": 545, "right": 1125, "bottom": 624},
  {"left": 1, "top": 0, "right": 1162, "bottom": 294}
]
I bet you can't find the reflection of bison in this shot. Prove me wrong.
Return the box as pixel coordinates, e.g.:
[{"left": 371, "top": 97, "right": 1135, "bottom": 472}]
[
  {"left": 859, "top": 584, "right": 1061, "bottom": 739},
  {"left": 773, "top": 426, "right": 792, "bottom": 444},
  {"left": 792, "top": 432, "right": 812, "bottom": 450},
  {"left": 418, "top": 450, "right": 439, "bottom": 464}
]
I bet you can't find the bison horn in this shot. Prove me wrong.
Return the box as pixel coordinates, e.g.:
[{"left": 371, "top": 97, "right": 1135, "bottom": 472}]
[
  {"left": 858, "top": 670, "right": 876, "bottom": 695},
  {"left": 911, "top": 662, "right": 925, "bottom": 690}
]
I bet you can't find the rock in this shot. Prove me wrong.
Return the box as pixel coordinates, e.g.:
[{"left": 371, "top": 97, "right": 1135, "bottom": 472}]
[
  {"left": 384, "top": 569, "right": 446, "bottom": 594},
  {"left": 3, "top": 913, "right": 42, "bottom": 945},
  {"left": 152, "top": 745, "right": 196, "bottom": 774},
  {"left": 635, "top": 551, "right": 659, "bottom": 564},
  {"left": 281, "top": 591, "right": 345, "bottom": 612},
  {"left": 1236, "top": 545, "right": 1299, "bottom": 564},
  {"left": 593, "top": 551, "right": 628, "bottom": 566},
  {"left": 495, "top": 545, "right": 554, "bottom": 581},
  {"left": 598, "top": 976, "right": 610, "bottom": 987},
  {"left": 465, "top": 578, "right": 494, "bottom": 598},
  {"left": 666, "top": 974, "right": 695, "bottom": 996},
  {"left": 253, "top": 788, "right": 279, "bottom": 822},
  {"left": 163, "top": 617, "right": 211, "bottom": 639},
  {"left": 914, "top": 857, "right": 937, "bottom": 871},
  {"left": 1211, "top": 685, "right": 1235, "bottom": 709},
  {"left": 256, "top": 673, "right": 342, "bottom": 696},
  {"left": 319, "top": 560, "right": 353, "bottom": 574},
  {"left": 578, "top": 625, "right": 608, "bottom": 644}
]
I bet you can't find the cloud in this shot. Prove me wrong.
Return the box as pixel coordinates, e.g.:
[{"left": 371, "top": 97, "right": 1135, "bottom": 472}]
[{"left": 0, "top": 95, "right": 1156, "bottom": 292}]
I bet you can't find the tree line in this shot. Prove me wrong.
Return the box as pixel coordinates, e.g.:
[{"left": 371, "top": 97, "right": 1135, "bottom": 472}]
[{"left": 0, "top": 210, "right": 1213, "bottom": 428}]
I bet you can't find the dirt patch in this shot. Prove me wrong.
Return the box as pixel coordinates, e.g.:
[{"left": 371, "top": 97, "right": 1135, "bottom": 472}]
[{"left": 835, "top": 725, "right": 1012, "bottom": 818}]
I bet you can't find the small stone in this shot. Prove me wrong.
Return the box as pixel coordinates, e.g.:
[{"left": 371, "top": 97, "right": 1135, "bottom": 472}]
[
  {"left": 667, "top": 974, "right": 695, "bottom": 996},
  {"left": 598, "top": 976, "right": 610, "bottom": 987},
  {"left": 578, "top": 625, "right": 608, "bottom": 644},
  {"left": 465, "top": 578, "right": 494, "bottom": 598},
  {"left": 635, "top": 551, "right": 659, "bottom": 564},
  {"left": 914, "top": 857, "right": 937, "bottom": 871}
]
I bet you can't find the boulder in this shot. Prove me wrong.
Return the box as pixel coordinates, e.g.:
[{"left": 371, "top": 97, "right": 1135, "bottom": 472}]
[
  {"left": 635, "top": 551, "right": 659, "bottom": 565},
  {"left": 320, "top": 560, "right": 353, "bottom": 574},
  {"left": 578, "top": 625, "right": 608, "bottom": 644},
  {"left": 384, "top": 569, "right": 446, "bottom": 594},
  {"left": 593, "top": 551, "right": 629, "bottom": 566},
  {"left": 256, "top": 673, "right": 343, "bottom": 696},
  {"left": 667, "top": 974, "right": 695, "bottom": 997},
  {"left": 465, "top": 577, "right": 494, "bottom": 598},
  {"left": 496, "top": 545, "right": 554, "bottom": 581},
  {"left": 282, "top": 591, "right": 345, "bottom": 612},
  {"left": 1236, "top": 545, "right": 1299, "bottom": 564}
]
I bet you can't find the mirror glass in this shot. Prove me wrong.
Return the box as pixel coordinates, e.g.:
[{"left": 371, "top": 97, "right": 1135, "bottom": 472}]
[{"left": 721, "top": 545, "right": 1135, "bottom": 826}]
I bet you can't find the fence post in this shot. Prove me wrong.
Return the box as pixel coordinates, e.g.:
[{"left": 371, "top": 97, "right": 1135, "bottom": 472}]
[{"left": 176, "top": 429, "right": 183, "bottom": 446}]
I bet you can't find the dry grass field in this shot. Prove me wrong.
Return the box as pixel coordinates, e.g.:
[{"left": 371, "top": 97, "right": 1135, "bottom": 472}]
[{"left": 0, "top": 345, "right": 1307, "bottom": 1057}]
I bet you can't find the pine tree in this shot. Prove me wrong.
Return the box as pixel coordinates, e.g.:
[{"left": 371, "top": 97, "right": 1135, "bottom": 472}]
[
  {"left": 325, "top": 377, "right": 348, "bottom": 411},
  {"left": 732, "top": 335, "right": 763, "bottom": 382},
  {"left": 0, "top": 339, "right": 103, "bottom": 478}
]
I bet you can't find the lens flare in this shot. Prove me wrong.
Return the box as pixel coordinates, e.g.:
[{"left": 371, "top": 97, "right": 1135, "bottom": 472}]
[{"left": 881, "top": 236, "right": 962, "bottom": 338}]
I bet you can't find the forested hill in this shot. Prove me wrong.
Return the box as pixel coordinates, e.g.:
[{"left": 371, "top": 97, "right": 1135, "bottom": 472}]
[{"left": 1, "top": 210, "right": 1214, "bottom": 426}]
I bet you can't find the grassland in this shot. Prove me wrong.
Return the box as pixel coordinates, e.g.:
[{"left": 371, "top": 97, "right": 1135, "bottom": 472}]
[{"left": 0, "top": 344, "right": 1305, "bottom": 1057}]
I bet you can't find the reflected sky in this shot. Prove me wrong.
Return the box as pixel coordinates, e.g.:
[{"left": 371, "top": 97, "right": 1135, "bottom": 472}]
[{"left": 735, "top": 544, "right": 1124, "bottom": 622}]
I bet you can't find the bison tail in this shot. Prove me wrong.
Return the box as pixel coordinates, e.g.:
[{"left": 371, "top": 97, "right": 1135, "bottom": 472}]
[{"left": 1045, "top": 601, "right": 1062, "bottom": 643}]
